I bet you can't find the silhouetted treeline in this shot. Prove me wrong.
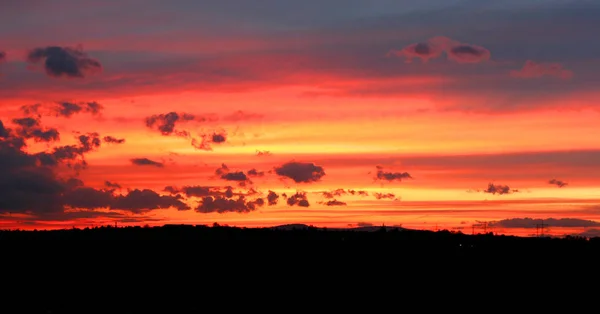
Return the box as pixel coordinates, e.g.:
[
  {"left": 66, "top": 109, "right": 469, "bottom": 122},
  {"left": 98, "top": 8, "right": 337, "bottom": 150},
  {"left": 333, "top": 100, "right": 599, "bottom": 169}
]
[
  {"left": 2, "top": 224, "right": 599, "bottom": 261},
  {"left": 1, "top": 224, "right": 596, "bottom": 313}
]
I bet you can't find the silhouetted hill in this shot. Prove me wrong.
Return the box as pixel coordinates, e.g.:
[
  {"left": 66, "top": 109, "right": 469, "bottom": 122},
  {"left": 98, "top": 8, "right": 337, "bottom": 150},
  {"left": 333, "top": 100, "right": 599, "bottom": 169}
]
[
  {"left": 269, "top": 223, "right": 313, "bottom": 230},
  {"left": 268, "top": 223, "right": 404, "bottom": 232}
]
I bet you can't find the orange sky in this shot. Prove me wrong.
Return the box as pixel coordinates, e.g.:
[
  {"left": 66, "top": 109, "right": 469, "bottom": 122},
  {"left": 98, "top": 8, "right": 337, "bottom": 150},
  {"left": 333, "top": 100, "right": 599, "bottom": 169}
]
[{"left": 1, "top": 0, "right": 600, "bottom": 237}]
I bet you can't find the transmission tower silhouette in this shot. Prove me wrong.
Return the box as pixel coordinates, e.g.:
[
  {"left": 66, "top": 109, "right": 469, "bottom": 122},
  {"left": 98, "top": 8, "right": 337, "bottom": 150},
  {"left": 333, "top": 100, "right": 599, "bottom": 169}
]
[
  {"left": 536, "top": 221, "right": 549, "bottom": 237},
  {"left": 472, "top": 221, "right": 490, "bottom": 235}
]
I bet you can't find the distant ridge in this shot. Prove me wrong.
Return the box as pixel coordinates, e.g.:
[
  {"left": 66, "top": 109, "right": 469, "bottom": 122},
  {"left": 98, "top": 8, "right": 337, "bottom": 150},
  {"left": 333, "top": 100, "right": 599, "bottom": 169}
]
[
  {"left": 269, "top": 224, "right": 313, "bottom": 230},
  {"left": 268, "top": 224, "right": 406, "bottom": 232}
]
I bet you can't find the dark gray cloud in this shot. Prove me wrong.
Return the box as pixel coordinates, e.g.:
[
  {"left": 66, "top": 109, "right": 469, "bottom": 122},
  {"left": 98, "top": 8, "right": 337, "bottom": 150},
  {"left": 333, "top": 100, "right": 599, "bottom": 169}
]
[
  {"left": 63, "top": 187, "right": 190, "bottom": 213},
  {"left": 0, "top": 118, "right": 188, "bottom": 218},
  {"left": 389, "top": 36, "right": 490, "bottom": 64},
  {"left": 145, "top": 112, "right": 197, "bottom": 136},
  {"left": 267, "top": 190, "right": 279, "bottom": 205},
  {"left": 104, "top": 181, "right": 121, "bottom": 189},
  {"left": 12, "top": 117, "right": 60, "bottom": 142},
  {"left": 0, "top": 136, "right": 67, "bottom": 214},
  {"left": 19, "top": 103, "right": 42, "bottom": 116},
  {"left": 214, "top": 163, "right": 229, "bottom": 176},
  {"left": 387, "top": 41, "right": 442, "bottom": 63},
  {"left": 36, "top": 132, "right": 102, "bottom": 170},
  {"left": 256, "top": 150, "right": 272, "bottom": 156},
  {"left": 286, "top": 192, "right": 310, "bottom": 207},
  {"left": 447, "top": 44, "right": 491, "bottom": 64},
  {"left": 275, "top": 161, "right": 326, "bottom": 183},
  {"left": 490, "top": 217, "right": 600, "bottom": 229},
  {"left": 0, "top": 120, "right": 9, "bottom": 138},
  {"left": 247, "top": 168, "right": 265, "bottom": 177},
  {"left": 145, "top": 112, "right": 228, "bottom": 151},
  {"left": 53, "top": 102, "right": 103, "bottom": 117},
  {"left": 213, "top": 164, "right": 252, "bottom": 186},
  {"left": 374, "top": 166, "right": 412, "bottom": 182},
  {"left": 77, "top": 132, "right": 101, "bottom": 152},
  {"left": 253, "top": 197, "right": 265, "bottom": 207},
  {"left": 62, "top": 187, "right": 114, "bottom": 210},
  {"left": 373, "top": 192, "right": 397, "bottom": 200},
  {"left": 314, "top": 188, "right": 369, "bottom": 198},
  {"left": 196, "top": 195, "right": 262, "bottom": 213},
  {"left": 111, "top": 189, "right": 190, "bottom": 213},
  {"left": 548, "top": 179, "right": 568, "bottom": 188},
  {"left": 130, "top": 158, "right": 164, "bottom": 168},
  {"left": 191, "top": 131, "right": 227, "bottom": 151},
  {"left": 320, "top": 188, "right": 347, "bottom": 199},
  {"left": 0, "top": 51, "right": 5, "bottom": 63},
  {"left": 165, "top": 185, "right": 217, "bottom": 197},
  {"left": 103, "top": 136, "right": 125, "bottom": 144},
  {"left": 0, "top": 117, "right": 258, "bottom": 223},
  {"left": 26, "top": 46, "right": 102, "bottom": 78},
  {"left": 221, "top": 171, "right": 248, "bottom": 182},
  {"left": 348, "top": 189, "right": 369, "bottom": 196},
  {"left": 481, "top": 183, "right": 519, "bottom": 195},
  {"left": 356, "top": 222, "right": 374, "bottom": 227},
  {"left": 164, "top": 185, "right": 268, "bottom": 205},
  {"left": 211, "top": 133, "right": 226, "bottom": 143},
  {"left": 19, "top": 102, "right": 103, "bottom": 118}
]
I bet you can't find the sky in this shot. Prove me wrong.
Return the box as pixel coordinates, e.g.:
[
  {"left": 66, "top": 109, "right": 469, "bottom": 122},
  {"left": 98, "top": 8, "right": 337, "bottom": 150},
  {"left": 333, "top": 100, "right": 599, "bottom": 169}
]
[{"left": 1, "top": 0, "right": 600, "bottom": 237}]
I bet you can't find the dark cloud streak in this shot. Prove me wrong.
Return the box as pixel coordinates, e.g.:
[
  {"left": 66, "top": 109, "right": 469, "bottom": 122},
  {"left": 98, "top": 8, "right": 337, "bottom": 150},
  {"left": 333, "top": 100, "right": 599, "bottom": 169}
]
[
  {"left": 548, "top": 179, "right": 568, "bottom": 188},
  {"left": 53, "top": 102, "right": 103, "bottom": 118},
  {"left": 374, "top": 166, "right": 412, "bottom": 183},
  {"left": 389, "top": 36, "right": 491, "bottom": 64},
  {"left": 490, "top": 218, "right": 600, "bottom": 229},
  {"left": 323, "top": 199, "right": 346, "bottom": 206},
  {"left": 511, "top": 60, "right": 574, "bottom": 80},
  {"left": 103, "top": 136, "right": 125, "bottom": 144},
  {"left": 130, "top": 158, "right": 164, "bottom": 168}
]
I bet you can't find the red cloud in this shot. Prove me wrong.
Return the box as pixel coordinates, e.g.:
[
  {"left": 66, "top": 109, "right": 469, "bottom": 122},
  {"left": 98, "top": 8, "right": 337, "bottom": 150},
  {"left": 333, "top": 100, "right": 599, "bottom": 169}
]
[{"left": 510, "top": 60, "right": 573, "bottom": 80}]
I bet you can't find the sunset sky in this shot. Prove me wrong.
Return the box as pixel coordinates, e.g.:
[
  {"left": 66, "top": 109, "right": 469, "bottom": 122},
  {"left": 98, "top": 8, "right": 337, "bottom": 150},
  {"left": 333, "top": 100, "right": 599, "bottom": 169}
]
[{"left": 1, "top": 0, "right": 600, "bottom": 237}]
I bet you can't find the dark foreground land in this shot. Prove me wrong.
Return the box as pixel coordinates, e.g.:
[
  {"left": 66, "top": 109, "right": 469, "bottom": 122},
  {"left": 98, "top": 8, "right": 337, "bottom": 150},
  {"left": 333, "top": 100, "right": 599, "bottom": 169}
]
[
  {"left": 3, "top": 223, "right": 599, "bottom": 262},
  {"left": 1, "top": 224, "right": 598, "bottom": 312}
]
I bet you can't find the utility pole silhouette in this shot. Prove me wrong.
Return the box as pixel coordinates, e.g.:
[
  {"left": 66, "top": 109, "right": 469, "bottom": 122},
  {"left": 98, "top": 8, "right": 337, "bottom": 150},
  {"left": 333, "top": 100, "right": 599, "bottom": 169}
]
[{"left": 536, "top": 221, "right": 548, "bottom": 237}]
